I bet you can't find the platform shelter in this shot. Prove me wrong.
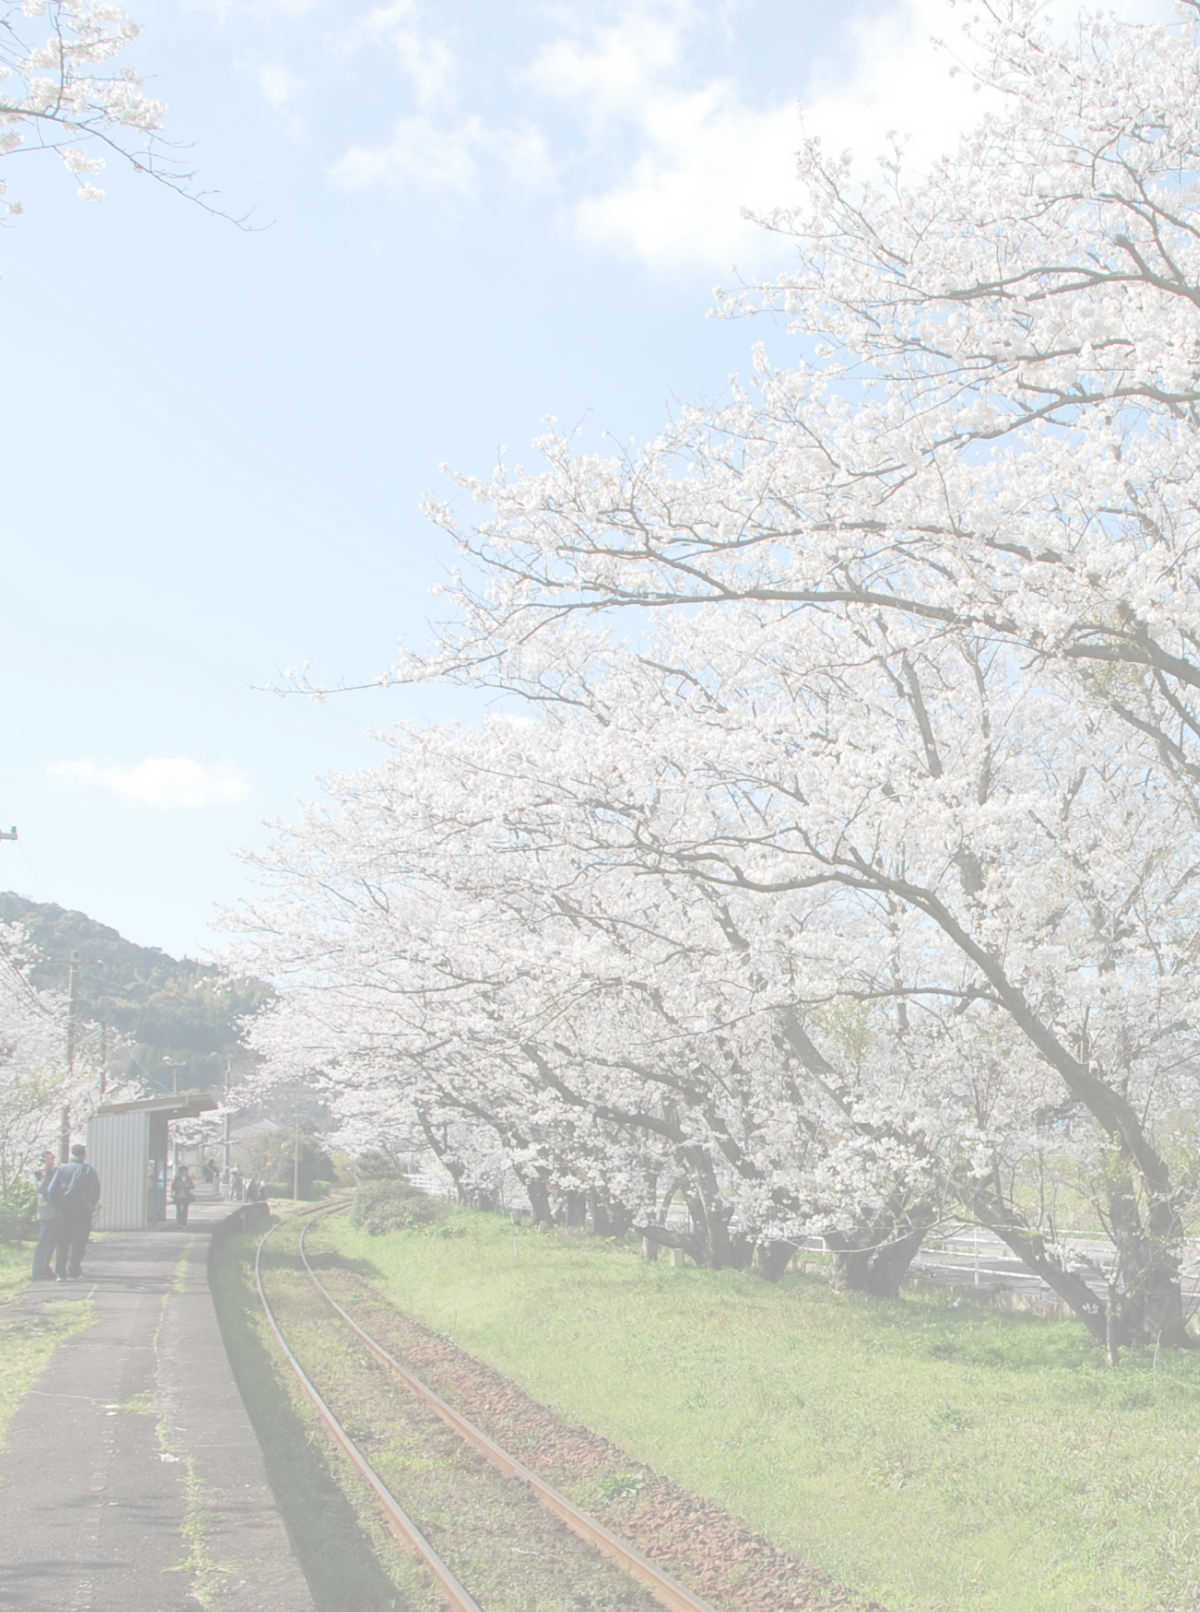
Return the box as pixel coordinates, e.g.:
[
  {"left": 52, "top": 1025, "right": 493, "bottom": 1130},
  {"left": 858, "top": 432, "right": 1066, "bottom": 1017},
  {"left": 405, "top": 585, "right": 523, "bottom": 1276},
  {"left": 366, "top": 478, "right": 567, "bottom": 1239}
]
[{"left": 87, "top": 1092, "right": 219, "bottom": 1230}]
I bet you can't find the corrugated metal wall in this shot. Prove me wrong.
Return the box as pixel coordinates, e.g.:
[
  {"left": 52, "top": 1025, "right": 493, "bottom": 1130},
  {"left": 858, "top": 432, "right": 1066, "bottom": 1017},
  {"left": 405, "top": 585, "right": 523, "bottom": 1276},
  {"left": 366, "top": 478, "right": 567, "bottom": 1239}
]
[{"left": 88, "top": 1112, "right": 150, "bottom": 1230}]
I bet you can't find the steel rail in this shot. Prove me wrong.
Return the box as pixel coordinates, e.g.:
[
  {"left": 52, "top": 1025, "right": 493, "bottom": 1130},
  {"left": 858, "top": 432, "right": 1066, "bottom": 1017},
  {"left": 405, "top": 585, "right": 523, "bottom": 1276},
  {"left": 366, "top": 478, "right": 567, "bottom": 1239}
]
[
  {"left": 296, "top": 1213, "right": 723, "bottom": 1612},
  {"left": 253, "top": 1218, "right": 485, "bottom": 1612}
]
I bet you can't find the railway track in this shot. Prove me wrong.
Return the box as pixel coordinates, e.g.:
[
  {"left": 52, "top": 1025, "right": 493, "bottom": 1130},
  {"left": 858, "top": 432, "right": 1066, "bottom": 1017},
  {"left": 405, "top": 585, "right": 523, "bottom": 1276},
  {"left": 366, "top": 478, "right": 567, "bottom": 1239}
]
[{"left": 254, "top": 1209, "right": 723, "bottom": 1612}]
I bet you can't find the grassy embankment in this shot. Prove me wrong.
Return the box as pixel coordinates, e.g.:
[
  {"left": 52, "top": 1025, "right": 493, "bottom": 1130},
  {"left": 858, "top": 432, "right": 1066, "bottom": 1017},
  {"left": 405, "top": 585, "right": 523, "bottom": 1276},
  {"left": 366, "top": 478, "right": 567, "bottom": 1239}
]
[
  {"left": 0, "top": 1241, "right": 91, "bottom": 1447},
  {"left": 318, "top": 1208, "right": 1200, "bottom": 1612}
]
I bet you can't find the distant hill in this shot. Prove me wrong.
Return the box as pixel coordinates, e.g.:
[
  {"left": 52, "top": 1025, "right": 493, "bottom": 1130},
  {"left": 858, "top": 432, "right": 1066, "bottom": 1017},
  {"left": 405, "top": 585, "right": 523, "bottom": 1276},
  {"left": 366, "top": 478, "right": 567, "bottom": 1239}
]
[{"left": 0, "top": 893, "right": 271, "bottom": 1094}]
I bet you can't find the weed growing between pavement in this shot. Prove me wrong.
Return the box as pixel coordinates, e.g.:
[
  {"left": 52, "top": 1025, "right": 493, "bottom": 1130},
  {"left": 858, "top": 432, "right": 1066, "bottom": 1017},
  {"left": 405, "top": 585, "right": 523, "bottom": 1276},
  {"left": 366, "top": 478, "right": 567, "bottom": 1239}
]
[
  {"left": 323, "top": 1208, "right": 1200, "bottom": 1612},
  {"left": 209, "top": 1230, "right": 438, "bottom": 1612},
  {"left": 0, "top": 1296, "right": 92, "bottom": 1449},
  {"left": 169, "top": 1455, "right": 228, "bottom": 1612}
]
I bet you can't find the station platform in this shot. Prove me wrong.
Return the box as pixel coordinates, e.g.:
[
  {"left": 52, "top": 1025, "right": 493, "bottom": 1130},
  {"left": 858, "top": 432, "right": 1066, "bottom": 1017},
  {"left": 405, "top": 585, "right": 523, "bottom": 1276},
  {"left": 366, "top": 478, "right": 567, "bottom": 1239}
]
[{"left": 0, "top": 1200, "right": 316, "bottom": 1612}]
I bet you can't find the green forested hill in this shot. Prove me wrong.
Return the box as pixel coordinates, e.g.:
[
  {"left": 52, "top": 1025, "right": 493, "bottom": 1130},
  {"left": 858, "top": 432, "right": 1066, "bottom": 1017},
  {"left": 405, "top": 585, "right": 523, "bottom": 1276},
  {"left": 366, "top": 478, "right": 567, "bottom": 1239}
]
[{"left": 0, "top": 893, "right": 270, "bottom": 1093}]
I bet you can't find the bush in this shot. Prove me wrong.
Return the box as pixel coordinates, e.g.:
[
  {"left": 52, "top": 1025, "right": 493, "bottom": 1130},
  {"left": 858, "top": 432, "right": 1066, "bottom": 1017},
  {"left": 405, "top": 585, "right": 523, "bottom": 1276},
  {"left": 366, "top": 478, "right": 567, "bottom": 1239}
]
[
  {"left": 351, "top": 1178, "right": 445, "bottom": 1236},
  {"left": 0, "top": 1181, "right": 35, "bottom": 1242},
  {"left": 354, "top": 1149, "right": 409, "bottom": 1181}
]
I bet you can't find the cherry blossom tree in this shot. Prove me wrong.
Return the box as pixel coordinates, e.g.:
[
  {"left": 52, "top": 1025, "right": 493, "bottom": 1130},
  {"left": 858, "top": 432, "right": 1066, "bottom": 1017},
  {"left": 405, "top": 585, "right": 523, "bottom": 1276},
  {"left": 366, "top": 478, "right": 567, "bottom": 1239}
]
[
  {"left": 0, "top": 0, "right": 225, "bottom": 216},
  {"left": 336, "top": 0, "right": 1200, "bottom": 1351},
  {"left": 232, "top": 0, "right": 1200, "bottom": 1351},
  {"left": 231, "top": 712, "right": 953, "bottom": 1289},
  {"left": 0, "top": 922, "right": 110, "bottom": 1194}
]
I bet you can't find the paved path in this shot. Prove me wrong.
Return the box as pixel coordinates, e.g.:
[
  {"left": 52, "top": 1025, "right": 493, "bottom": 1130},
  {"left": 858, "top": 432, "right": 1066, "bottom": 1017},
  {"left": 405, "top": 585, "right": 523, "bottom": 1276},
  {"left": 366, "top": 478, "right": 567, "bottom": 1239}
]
[{"left": 0, "top": 1204, "right": 316, "bottom": 1612}]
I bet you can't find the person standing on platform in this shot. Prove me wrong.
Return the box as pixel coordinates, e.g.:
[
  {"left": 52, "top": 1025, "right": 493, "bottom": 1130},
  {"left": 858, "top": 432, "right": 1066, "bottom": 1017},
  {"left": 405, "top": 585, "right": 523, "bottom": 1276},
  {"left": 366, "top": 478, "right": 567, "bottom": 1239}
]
[
  {"left": 31, "top": 1150, "right": 60, "bottom": 1281},
  {"left": 170, "top": 1164, "right": 195, "bottom": 1226},
  {"left": 47, "top": 1143, "right": 101, "bottom": 1280}
]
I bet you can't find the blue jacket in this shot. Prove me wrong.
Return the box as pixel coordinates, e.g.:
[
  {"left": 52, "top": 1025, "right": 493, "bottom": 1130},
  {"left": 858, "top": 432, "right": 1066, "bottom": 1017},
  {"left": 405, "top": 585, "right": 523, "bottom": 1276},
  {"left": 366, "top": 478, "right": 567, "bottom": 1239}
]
[{"left": 47, "top": 1160, "right": 101, "bottom": 1216}]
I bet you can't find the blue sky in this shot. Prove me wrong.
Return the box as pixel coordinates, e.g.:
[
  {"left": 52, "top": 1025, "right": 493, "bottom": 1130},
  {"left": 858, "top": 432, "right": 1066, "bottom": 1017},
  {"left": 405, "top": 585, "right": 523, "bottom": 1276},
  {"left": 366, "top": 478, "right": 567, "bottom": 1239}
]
[{"left": 1, "top": 0, "right": 1169, "bottom": 960}]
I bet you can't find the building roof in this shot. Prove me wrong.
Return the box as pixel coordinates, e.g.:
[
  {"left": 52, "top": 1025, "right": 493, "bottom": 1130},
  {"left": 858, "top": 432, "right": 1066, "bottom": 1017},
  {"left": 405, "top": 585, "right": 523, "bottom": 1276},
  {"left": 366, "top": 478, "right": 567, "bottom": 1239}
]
[
  {"left": 95, "top": 1091, "right": 220, "bottom": 1120},
  {"left": 230, "top": 1118, "right": 282, "bottom": 1139}
]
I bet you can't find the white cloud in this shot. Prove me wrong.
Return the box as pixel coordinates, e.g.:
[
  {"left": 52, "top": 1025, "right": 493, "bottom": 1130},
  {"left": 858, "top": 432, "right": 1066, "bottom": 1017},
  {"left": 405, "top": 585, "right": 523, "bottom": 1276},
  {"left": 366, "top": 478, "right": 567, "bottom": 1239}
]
[
  {"left": 331, "top": 112, "right": 554, "bottom": 197},
  {"left": 527, "top": 0, "right": 1180, "bottom": 275},
  {"left": 381, "top": 25, "right": 455, "bottom": 109},
  {"left": 799, "top": 0, "right": 990, "bottom": 172},
  {"left": 328, "top": 0, "right": 1182, "bottom": 266},
  {"left": 525, "top": 10, "right": 686, "bottom": 124},
  {"left": 350, "top": 1, "right": 457, "bottom": 108},
  {"left": 572, "top": 85, "right": 799, "bottom": 271},
  {"left": 331, "top": 113, "right": 482, "bottom": 195},
  {"left": 491, "top": 123, "right": 557, "bottom": 192},
  {"left": 186, "top": 0, "right": 318, "bottom": 18},
  {"left": 526, "top": 3, "right": 799, "bottom": 272},
  {"left": 332, "top": 0, "right": 558, "bottom": 197},
  {"left": 799, "top": 0, "right": 1178, "bottom": 182},
  {"left": 50, "top": 758, "right": 252, "bottom": 810},
  {"left": 258, "top": 63, "right": 306, "bottom": 107}
]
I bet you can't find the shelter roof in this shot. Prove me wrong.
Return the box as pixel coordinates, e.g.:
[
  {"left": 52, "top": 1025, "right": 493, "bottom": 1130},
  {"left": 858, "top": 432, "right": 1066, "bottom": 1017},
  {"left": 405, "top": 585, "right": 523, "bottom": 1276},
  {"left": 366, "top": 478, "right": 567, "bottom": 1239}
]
[{"left": 96, "top": 1091, "right": 219, "bottom": 1120}]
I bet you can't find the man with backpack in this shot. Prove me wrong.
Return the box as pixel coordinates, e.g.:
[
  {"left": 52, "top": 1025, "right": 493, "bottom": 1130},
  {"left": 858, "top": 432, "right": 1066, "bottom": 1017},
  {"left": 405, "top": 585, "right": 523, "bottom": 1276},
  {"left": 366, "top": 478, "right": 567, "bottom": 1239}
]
[{"left": 47, "top": 1143, "right": 102, "bottom": 1280}]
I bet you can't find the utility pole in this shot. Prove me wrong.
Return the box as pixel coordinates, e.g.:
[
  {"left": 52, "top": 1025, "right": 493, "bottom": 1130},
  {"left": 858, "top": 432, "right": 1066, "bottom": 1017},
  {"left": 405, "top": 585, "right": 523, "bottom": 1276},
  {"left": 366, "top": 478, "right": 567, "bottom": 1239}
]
[
  {"left": 95, "top": 962, "right": 107, "bottom": 1096},
  {"left": 61, "top": 951, "right": 79, "bottom": 1162},
  {"left": 222, "top": 1058, "right": 232, "bottom": 1183}
]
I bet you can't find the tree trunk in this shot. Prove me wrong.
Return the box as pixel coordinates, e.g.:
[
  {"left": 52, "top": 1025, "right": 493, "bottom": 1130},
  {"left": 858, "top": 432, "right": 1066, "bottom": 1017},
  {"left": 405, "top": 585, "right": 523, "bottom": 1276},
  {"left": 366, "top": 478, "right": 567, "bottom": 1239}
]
[
  {"left": 1107, "top": 1247, "right": 1192, "bottom": 1350},
  {"left": 822, "top": 1197, "right": 935, "bottom": 1297},
  {"left": 1105, "top": 1174, "right": 1193, "bottom": 1350},
  {"left": 826, "top": 1228, "right": 925, "bottom": 1298},
  {"left": 755, "top": 1240, "right": 795, "bottom": 1281},
  {"left": 969, "top": 1180, "right": 1194, "bottom": 1353},
  {"left": 634, "top": 1222, "right": 699, "bottom": 1261},
  {"left": 969, "top": 1188, "right": 1110, "bottom": 1347},
  {"left": 521, "top": 1172, "right": 554, "bottom": 1227},
  {"left": 589, "top": 1191, "right": 632, "bottom": 1239}
]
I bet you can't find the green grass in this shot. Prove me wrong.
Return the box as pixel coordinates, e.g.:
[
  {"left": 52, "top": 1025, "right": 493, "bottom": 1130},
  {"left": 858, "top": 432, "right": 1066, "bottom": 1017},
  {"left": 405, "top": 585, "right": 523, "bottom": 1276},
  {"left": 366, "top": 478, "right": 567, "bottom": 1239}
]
[
  {"left": 322, "top": 1210, "right": 1200, "bottom": 1612},
  {"left": 0, "top": 1241, "right": 32, "bottom": 1302},
  {"left": 0, "top": 1240, "right": 92, "bottom": 1449}
]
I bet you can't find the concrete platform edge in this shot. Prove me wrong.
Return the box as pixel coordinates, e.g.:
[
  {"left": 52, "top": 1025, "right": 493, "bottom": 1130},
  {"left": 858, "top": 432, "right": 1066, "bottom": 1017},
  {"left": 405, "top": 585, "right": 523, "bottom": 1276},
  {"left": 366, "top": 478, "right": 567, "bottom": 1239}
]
[{"left": 159, "top": 1206, "right": 318, "bottom": 1612}]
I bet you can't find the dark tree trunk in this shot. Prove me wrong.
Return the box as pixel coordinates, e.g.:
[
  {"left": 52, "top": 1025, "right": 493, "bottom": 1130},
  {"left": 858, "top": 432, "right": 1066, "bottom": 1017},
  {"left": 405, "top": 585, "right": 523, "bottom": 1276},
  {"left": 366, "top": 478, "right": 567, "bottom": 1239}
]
[
  {"left": 821, "top": 1197, "right": 935, "bottom": 1298},
  {"left": 588, "top": 1191, "right": 632, "bottom": 1239},
  {"left": 826, "top": 1225, "right": 926, "bottom": 1298},
  {"left": 590, "top": 1192, "right": 612, "bottom": 1237},
  {"left": 521, "top": 1172, "right": 554, "bottom": 1227},
  {"left": 1101, "top": 1247, "right": 1193, "bottom": 1352},
  {"left": 969, "top": 1188, "right": 1111, "bottom": 1348},
  {"left": 634, "top": 1222, "right": 700, "bottom": 1261},
  {"left": 1105, "top": 1175, "right": 1193, "bottom": 1351},
  {"left": 969, "top": 1180, "right": 1194, "bottom": 1354},
  {"left": 755, "top": 1240, "right": 795, "bottom": 1281}
]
